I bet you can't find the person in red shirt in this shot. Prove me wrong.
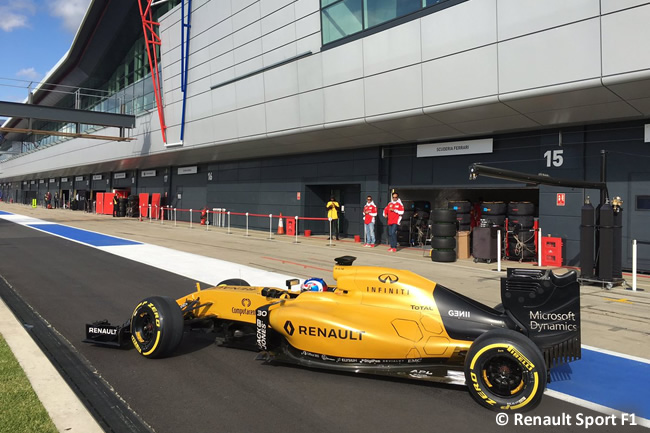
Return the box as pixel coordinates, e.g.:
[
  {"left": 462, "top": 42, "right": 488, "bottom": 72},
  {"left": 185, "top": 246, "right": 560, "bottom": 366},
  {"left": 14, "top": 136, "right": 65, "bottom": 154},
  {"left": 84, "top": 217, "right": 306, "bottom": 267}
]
[
  {"left": 363, "top": 195, "right": 377, "bottom": 247},
  {"left": 383, "top": 192, "right": 404, "bottom": 252}
]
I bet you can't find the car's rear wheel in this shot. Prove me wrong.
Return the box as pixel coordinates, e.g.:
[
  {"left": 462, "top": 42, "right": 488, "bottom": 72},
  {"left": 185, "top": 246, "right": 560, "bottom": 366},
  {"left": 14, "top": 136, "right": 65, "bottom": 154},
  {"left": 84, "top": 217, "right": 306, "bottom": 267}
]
[
  {"left": 464, "top": 329, "right": 546, "bottom": 411},
  {"left": 131, "top": 296, "right": 183, "bottom": 359}
]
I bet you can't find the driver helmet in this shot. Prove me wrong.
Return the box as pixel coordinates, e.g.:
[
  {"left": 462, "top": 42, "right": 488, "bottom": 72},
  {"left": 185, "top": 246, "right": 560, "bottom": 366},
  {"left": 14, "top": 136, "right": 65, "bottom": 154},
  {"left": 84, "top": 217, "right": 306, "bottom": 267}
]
[{"left": 301, "top": 278, "right": 328, "bottom": 292}]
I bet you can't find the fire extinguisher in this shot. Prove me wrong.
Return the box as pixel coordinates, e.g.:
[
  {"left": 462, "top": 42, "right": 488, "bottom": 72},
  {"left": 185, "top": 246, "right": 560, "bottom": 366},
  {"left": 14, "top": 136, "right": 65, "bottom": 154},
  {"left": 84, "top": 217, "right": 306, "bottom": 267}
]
[{"left": 200, "top": 208, "right": 207, "bottom": 225}]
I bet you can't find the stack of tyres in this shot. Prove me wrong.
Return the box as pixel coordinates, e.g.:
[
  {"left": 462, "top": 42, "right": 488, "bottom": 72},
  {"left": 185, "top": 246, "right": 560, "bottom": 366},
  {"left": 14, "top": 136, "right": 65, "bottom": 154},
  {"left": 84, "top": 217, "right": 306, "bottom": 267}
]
[
  {"left": 480, "top": 201, "right": 506, "bottom": 228},
  {"left": 118, "top": 198, "right": 128, "bottom": 217},
  {"left": 430, "top": 209, "right": 457, "bottom": 262},
  {"left": 507, "top": 202, "right": 536, "bottom": 261},
  {"left": 127, "top": 195, "right": 140, "bottom": 218},
  {"left": 448, "top": 200, "right": 471, "bottom": 232}
]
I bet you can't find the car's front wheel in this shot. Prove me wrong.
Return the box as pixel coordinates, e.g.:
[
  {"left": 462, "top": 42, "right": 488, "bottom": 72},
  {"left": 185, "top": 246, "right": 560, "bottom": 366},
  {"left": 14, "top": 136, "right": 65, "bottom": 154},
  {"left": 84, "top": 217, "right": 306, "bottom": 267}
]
[
  {"left": 130, "top": 296, "right": 183, "bottom": 358},
  {"left": 464, "top": 329, "right": 546, "bottom": 412}
]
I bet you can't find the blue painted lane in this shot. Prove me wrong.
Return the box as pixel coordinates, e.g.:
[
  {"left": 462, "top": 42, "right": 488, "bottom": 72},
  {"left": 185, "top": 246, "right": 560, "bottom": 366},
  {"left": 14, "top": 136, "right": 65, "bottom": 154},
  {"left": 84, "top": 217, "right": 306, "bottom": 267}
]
[
  {"left": 0, "top": 211, "right": 12, "bottom": 215},
  {"left": 549, "top": 348, "right": 650, "bottom": 418},
  {"left": 28, "top": 224, "right": 141, "bottom": 247}
]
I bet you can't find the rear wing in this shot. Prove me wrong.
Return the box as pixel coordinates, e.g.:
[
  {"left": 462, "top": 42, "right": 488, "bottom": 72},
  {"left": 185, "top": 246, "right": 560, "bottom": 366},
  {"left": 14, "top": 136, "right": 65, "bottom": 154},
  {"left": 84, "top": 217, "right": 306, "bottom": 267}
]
[{"left": 501, "top": 268, "right": 581, "bottom": 368}]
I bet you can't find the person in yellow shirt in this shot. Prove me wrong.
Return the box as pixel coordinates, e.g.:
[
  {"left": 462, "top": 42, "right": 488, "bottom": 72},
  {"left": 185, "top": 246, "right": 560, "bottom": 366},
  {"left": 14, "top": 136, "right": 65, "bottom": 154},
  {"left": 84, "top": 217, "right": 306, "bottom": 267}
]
[{"left": 326, "top": 196, "right": 340, "bottom": 240}]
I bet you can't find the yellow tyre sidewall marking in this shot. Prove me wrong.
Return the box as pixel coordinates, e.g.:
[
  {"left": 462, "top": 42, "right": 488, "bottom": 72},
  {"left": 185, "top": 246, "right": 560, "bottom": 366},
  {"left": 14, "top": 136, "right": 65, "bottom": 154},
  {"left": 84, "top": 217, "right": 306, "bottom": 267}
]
[{"left": 469, "top": 342, "right": 540, "bottom": 410}]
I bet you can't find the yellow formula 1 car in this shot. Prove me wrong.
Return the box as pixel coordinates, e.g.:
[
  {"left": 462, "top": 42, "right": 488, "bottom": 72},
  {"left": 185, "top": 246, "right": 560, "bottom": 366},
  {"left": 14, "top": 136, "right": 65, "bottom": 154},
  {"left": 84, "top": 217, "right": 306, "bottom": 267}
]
[{"left": 85, "top": 256, "right": 581, "bottom": 412}]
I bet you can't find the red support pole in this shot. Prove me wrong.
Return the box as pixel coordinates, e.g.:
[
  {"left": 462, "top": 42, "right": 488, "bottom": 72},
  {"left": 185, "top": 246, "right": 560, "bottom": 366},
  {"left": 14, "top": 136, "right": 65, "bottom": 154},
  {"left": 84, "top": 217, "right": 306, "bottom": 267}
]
[{"left": 138, "top": 0, "right": 167, "bottom": 144}]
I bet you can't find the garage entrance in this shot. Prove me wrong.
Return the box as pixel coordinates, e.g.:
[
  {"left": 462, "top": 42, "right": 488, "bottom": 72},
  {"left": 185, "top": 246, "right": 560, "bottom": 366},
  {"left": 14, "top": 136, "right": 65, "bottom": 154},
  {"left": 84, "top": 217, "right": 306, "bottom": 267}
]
[{"left": 304, "top": 184, "right": 361, "bottom": 238}]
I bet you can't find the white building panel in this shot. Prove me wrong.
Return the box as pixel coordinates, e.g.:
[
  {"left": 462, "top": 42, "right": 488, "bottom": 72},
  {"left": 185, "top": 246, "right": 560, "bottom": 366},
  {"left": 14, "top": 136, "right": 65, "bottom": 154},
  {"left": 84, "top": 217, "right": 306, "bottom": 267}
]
[
  {"left": 236, "top": 104, "right": 267, "bottom": 137},
  {"left": 212, "top": 111, "right": 239, "bottom": 141},
  {"left": 297, "top": 33, "right": 321, "bottom": 56},
  {"left": 261, "top": 3, "right": 295, "bottom": 34},
  {"left": 601, "top": 0, "right": 650, "bottom": 14},
  {"left": 209, "top": 52, "right": 235, "bottom": 84},
  {"left": 363, "top": 20, "right": 421, "bottom": 77},
  {"left": 297, "top": 54, "right": 323, "bottom": 92},
  {"left": 422, "top": 45, "right": 498, "bottom": 107},
  {"left": 322, "top": 40, "right": 364, "bottom": 87},
  {"left": 323, "top": 80, "right": 365, "bottom": 123},
  {"left": 203, "top": 0, "right": 232, "bottom": 24},
  {"left": 602, "top": 5, "right": 650, "bottom": 76},
  {"left": 230, "top": 0, "right": 260, "bottom": 19},
  {"left": 235, "top": 74, "right": 265, "bottom": 108},
  {"left": 185, "top": 116, "right": 216, "bottom": 145},
  {"left": 498, "top": 18, "right": 601, "bottom": 94},
  {"left": 205, "top": 19, "right": 235, "bottom": 54},
  {"left": 234, "top": 56, "right": 264, "bottom": 76},
  {"left": 208, "top": 36, "right": 235, "bottom": 70},
  {"left": 263, "top": 42, "right": 297, "bottom": 67},
  {"left": 263, "top": 62, "right": 299, "bottom": 101},
  {"left": 262, "top": 24, "right": 297, "bottom": 54},
  {"left": 233, "top": 19, "right": 262, "bottom": 49},
  {"left": 187, "top": 90, "right": 213, "bottom": 121},
  {"left": 233, "top": 38, "right": 263, "bottom": 65},
  {"left": 421, "top": 0, "right": 497, "bottom": 62},
  {"left": 364, "top": 65, "right": 422, "bottom": 117},
  {"left": 211, "top": 76, "right": 237, "bottom": 113},
  {"left": 265, "top": 95, "right": 301, "bottom": 132},
  {"left": 299, "top": 89, "right": 325, "bottom": 127},
  {"left": 295, "top": 0, "right": 318, "bottom": 20},
  {"left": 497, "top": 0, "right": 599, "bottom": 41},
  {"left": 295, "top": 11, "right": 319, "bottom": 40}
]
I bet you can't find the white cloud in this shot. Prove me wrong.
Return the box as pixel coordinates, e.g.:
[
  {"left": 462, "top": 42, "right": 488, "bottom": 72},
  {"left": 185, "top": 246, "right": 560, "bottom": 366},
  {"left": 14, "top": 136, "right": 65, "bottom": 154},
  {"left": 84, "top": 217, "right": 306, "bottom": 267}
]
[
  {"left": 16, "top": 67, "right": 41, "bottom": 81},
  {"left": 49, "top": 0, "right": 92, "bottom": 33},
  {"left": 0, "top": 2, "right": 35, "bottom": 32}
]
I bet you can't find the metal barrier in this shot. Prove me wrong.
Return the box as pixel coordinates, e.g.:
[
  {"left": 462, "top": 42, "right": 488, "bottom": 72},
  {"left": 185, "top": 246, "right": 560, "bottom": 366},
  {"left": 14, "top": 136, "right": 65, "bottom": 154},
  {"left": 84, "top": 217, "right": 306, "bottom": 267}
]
[{"left": 142, "top": 206, "right": 329, "bottom": 240}]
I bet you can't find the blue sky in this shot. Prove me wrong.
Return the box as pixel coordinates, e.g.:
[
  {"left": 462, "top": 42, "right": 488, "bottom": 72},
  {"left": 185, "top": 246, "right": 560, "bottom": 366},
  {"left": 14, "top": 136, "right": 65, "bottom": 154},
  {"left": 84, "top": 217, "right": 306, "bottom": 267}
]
[{"left": 0, "top": 0, "right": 91, "bottom": 122}]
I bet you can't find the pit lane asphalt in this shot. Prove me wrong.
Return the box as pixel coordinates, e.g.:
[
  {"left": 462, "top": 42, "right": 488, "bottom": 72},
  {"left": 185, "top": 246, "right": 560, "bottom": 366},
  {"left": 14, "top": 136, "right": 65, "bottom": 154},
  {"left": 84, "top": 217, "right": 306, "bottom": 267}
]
[{"left": 0, "top": 216, "right": 647, "bottom": 433}]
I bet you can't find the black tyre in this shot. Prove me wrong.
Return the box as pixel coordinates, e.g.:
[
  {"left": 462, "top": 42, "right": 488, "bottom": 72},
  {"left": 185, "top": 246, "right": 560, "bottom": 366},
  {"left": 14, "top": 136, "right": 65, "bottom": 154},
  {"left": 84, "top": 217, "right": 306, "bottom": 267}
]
[
  {"left": 431, "top": 222, "right": 457, "bottom": 237},
  {"left": 480, "top": 202, "right": 506, "bottom": 215},
  {"left": 432, "top": 237, "right": 456, "bottom": 249},
  {"left": 507, "top": 216, "right": 535, "bottom": 229},
  {"left": 131, "top": 296, "right": 184, "bottom": 359},
  {"left": 431, "top": 208, "right": 457, "bottom": 223},
  {"left": 217, "top": 278, "right": 250, "bottom": 286},
  {"left": 449, "top": 201, "right": 472, "bottom": 213},
  {"left": 465, "top": 329, "right": 546, "bottom": 411},
  {"left": 431, "top": 249, "right": 456, "bottom": 262},
  {"left": 507, "top": 202, "right": 535, "bottom": 216}
]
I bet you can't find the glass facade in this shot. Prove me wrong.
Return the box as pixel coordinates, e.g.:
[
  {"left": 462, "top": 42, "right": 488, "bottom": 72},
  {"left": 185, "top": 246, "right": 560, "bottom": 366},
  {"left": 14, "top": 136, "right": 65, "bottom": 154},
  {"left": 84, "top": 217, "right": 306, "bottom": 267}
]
[
  {"left": 322, "top": 0, "right": 450, "bottom": 44},
  {"left": 23, "top": 1, "right": 179, "bottom": 152}
]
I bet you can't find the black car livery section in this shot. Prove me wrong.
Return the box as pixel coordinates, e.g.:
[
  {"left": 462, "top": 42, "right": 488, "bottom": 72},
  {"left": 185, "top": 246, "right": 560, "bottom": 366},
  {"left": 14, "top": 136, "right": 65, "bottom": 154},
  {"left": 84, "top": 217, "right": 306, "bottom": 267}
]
[{"left": 433, "top": 285, "right": 514, "bottom": 341}]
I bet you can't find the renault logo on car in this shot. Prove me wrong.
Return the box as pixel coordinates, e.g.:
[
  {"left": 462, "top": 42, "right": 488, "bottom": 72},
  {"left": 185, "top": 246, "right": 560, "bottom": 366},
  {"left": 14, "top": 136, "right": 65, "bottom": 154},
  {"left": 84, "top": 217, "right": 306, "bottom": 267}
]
[
  {"left": 284, "top": 321, "right": 295, "bottom": 336},
  {"left": 378, "top": 273, "right": 399, "bottom": 284}
]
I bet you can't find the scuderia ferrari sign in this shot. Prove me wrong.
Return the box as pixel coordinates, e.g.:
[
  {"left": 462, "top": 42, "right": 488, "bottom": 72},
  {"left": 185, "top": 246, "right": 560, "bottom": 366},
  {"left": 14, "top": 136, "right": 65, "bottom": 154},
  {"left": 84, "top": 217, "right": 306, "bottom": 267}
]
[{"left": 529, "top": 311, "right": 578, "bottom": 333}]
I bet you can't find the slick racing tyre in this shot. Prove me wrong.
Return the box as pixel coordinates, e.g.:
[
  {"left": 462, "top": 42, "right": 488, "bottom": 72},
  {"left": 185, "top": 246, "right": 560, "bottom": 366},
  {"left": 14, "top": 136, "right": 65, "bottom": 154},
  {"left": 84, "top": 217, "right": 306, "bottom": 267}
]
[
  {"left": 217, "top": 279, "right": 250, "bottom": 286},
  {"left": 432, "top": 236, "right": 456, "bottom": 249},
  {"left": 131, "top": 296, "right": 184, "bottom": 359},
  {"left": 431, "top": 222, "right": 457, "bottom": 237},
  {"left": 430, "top": 209, "right": 457, "bottom": 223},
  {"left": 464, "top": 329, "right": 546, "bottom": 412}
]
